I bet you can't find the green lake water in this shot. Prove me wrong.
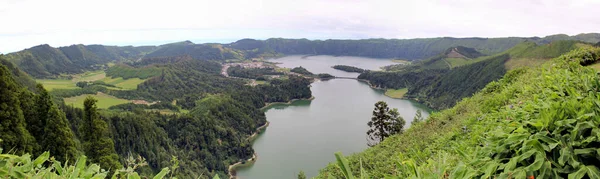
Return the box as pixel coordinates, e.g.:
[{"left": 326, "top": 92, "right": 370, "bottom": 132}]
[{"left": 236, "top": 55, "right": 431, "bottom": 179}]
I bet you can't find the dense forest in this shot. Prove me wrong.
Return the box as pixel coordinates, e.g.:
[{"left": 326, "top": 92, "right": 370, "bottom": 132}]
[
  {"left": 227, "top": 66, "right": 284, "bottom": 79},
  {"left": 0, "top": 52, "right": 312, "bottom": 178},
  {"left": 359, "top": 40, "right": 584, "bottom": 109},
  {"left": 318, "top": 44, "right": 600, "bottom": 179},
  {"left": 4, "top": 44, "right": 156, "bottom": 78},
  {"left": 290, "top": 66, "right": 314, "bottom": 75},
  {"left": 332, "top": 65, "right": 366, "bottom": 73}
]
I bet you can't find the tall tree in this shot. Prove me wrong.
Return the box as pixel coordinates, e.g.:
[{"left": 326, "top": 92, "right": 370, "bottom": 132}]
[
  {"left": 388, "top": 108, "right": 406, "bottom": 136},
  {"left": 367, "top": 101, "right": 405, "bottom": 146},
  {"left": 41, "top": 105, "right": 79, "bottom": 162},
  {"left": 81, "top": 97, "right": 122, "bottom": 170},
  {"left": 0, "top": 65, "right": 36, "bottom": 154},
  {"left": 411, "top": 110, "right": 424, "bottom": 125}
]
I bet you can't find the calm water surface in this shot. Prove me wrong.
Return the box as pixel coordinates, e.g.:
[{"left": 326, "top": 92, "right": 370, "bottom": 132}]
[{"left": 236, "top": 55, "right": 431, "bottom": 179}]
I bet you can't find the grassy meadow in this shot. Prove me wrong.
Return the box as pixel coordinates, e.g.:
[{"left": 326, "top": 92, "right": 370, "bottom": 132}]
[
  {"left": 99, "top": 77, "right": 145, "bottom": 90},
  {"left": 64, "top": 92, "right": 130, "bottom": 109},
  {"left": 37, "top": 71, "right": 146, "bottom": 91},
  {"left": 384, "top": 88, "right": 408, "bottom": 98}
]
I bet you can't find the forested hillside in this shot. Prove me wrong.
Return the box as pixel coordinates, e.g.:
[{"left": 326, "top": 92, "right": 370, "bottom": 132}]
[
  {"left": 143, "top": 42, "right": 245, "bottom": 60},
  {"left": 319, "top": 43, "right": 600, "bottom": 179},
  {"left": 359, "top": 40, "right": 584, "bottom": 109},
  {"left": 0, "top": 52, "right": 312, "bottom": 178},
  {"left": 4, "top": 44, "right": 156, "bottom": 78},
  {"left": 6, "top": 33, "right": 598, "bottom": 79},
  {"left": 227, "top": 33, "right": 600, "bottom": 60}
]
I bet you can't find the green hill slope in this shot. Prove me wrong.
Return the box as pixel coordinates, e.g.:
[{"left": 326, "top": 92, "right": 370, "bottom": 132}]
[
  {"left": 359, "top": 40, "right": 583, "bottom": 110},
  {"left": 5, "top": 44, "right": 156, "bottom": 78},
  {"left": 318, "top": 45, "right": 600, "bottom": 179},
  {"left": 227, "top": 33, "right": 600, "bottom": 60},
  {"left": 143, "top": 42, "right": 244, "bottom": 60}
]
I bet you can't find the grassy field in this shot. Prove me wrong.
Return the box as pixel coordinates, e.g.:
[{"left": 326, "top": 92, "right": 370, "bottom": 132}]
[
  {"left": 36, "top": 79, "right": 79, "bottom": 91},
  {"left": 37, "top": 70, "right": 146, "bottom": 91},
  {"left": 255, "top": 80, "right": 267, "bottom": 85},
  {"left": 444, "top": 58, "right": 470, "bottom": 68},
  {"left": 384, "top": 88, "right": 408, "bottom": 98},
  {"left": 99, "top": 77, "right": 145, "bottom": 90},
  {"left": 72, "top": 70, "right": 106, "bottom": 82},
  {"left": 504, "top": 58, "right": 548, "bottom": 70},
  {"left": 64, "top": 92, "right": 130, "bottom": 109}
]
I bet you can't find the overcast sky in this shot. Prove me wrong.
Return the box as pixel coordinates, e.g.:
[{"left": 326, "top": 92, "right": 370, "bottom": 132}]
[{"left": 1, "top": 0, "right": 599, "bottom": 53}]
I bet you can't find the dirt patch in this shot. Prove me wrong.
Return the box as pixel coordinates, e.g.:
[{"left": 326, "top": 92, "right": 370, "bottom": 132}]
[
  {"left": 131, "top": 100, "right": 157, "bottom": 105},
  {"left": 446, "top": 48, "right": 467, "bottom": 59}
]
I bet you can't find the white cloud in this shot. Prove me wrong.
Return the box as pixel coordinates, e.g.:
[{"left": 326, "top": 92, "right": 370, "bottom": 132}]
[{"left": 1, "top": 0, "right": 599, "bottom": 53}]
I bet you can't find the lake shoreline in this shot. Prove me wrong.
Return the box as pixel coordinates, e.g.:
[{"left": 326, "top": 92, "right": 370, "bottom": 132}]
[
  {"left": 228, "top": 121, "right": 269, "bottom": 179},
  {"left": 260, "top": 96, "right": 316, "bottom": 111},
  {"left": 229, "top": 96, "right": 315, "bottom": 179}
]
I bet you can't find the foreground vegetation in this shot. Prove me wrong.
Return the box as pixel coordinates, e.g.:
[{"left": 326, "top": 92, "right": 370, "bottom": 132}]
[
  {"left": 0, "top": 51, "right": 313, "bottom": 178},
  {"left": 318, "top": 46, "right": 600, "bottom": 178}
]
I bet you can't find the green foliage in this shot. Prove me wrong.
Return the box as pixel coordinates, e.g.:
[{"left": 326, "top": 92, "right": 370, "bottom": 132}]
[
  {"left": 298, "top": 170, "right": 307, "bottom": 179},
  {"left": 0, "top": 152, "right": 109, "bottom": 178},
  {"left": 5, "top": 44, "right": 155, "bottom": 78},
  {"left": 144, "top": 43, "right": 243, "bottom": 61},
  {"left": 106, "top": 64, "right": 162, "bottom": 79},
  {"left": 411, "top": 110, "right": 423, "bottom": 125},
  {"left": 0, "top": 66, "right": 37, "bottom": 154},
  {"left": 0, "top": 149, "right": 177, "bottom": 178},
  {"left": 367, "top": 101, "right": 405, "bottom": 146},
  {"left": 332, "top": 65, "right": 366, "bottom": 73},
  {"left": 232, "top": 37, "right": 523, "bottom": 60},
  {"left": 227, "top": 66, "right": 284, "bottom": 79},
  {"left": 108, "top": 102, "right": 180, "bottom": 112},
  {"left": 82, "top": 97, "right": 122, "bottom": 171},
  {"left": 405, "top": 54, "right": 509, "bottom": 109},
  {"left": 444, "top": 46, "right": 484, "bottom": 59},
  {"left": 317, "top": 73, "right": 335, "bottom": 79},
  {"left": 317, "top": 46, "right": 600, "bottom": 178},
  {"left": 360, "top": 41, "right": 581, "bottom": 110},
  {"left": 290, "top": 66, "right": 314, "bottom": 75},
  {"left": 0, "top": 56, "right": 37, "bottom": 91}
]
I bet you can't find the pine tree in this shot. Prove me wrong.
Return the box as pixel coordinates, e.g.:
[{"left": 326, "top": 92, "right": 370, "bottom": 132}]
[
  {"left": 411, "top": 110, "right": 423, "bottom": 125},
  {"left": 0, "top": 65, "right": 36, "bottom": 153},
  {"left": 41, "top": 104, "right": 79, "bottom": 162},
  {"left": 81, "top": 97, "right": 122, "bottom": 170},
  {"left": 367, "top": 101, "right": 405, "bottom": 146},
  {"left": 387, "top": 108, "right": 406, "bottom": 136}
]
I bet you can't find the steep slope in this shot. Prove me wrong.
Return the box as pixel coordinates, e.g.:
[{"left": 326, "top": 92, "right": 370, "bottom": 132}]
[
  {"left": 318, "top": 45, "right": 600, "bottom": 179},
  {"left": 5, "top": 44, "right": 156, "bottom": 78},
  {"left": 360, "top": 40, "right": 583, "bottom": 109},
  {"left": 0, "top": 55, "right": 37, "bottom": 91}
]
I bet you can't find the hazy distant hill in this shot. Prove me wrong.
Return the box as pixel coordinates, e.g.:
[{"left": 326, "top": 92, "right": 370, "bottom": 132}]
[
  {"left": 227, "top": 33, "right": 600, "bottom": 60},
  {"left": 6, "top": 33, "right": 599, "bottom": 79}
]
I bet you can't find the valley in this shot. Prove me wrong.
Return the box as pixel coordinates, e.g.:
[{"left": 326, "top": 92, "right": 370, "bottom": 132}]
[
  {"left": 1, "top": 34, "right": 599, "bottom": 179},
  {"left": 234, "top": 55, "right": 431, "bottom": 178}
]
